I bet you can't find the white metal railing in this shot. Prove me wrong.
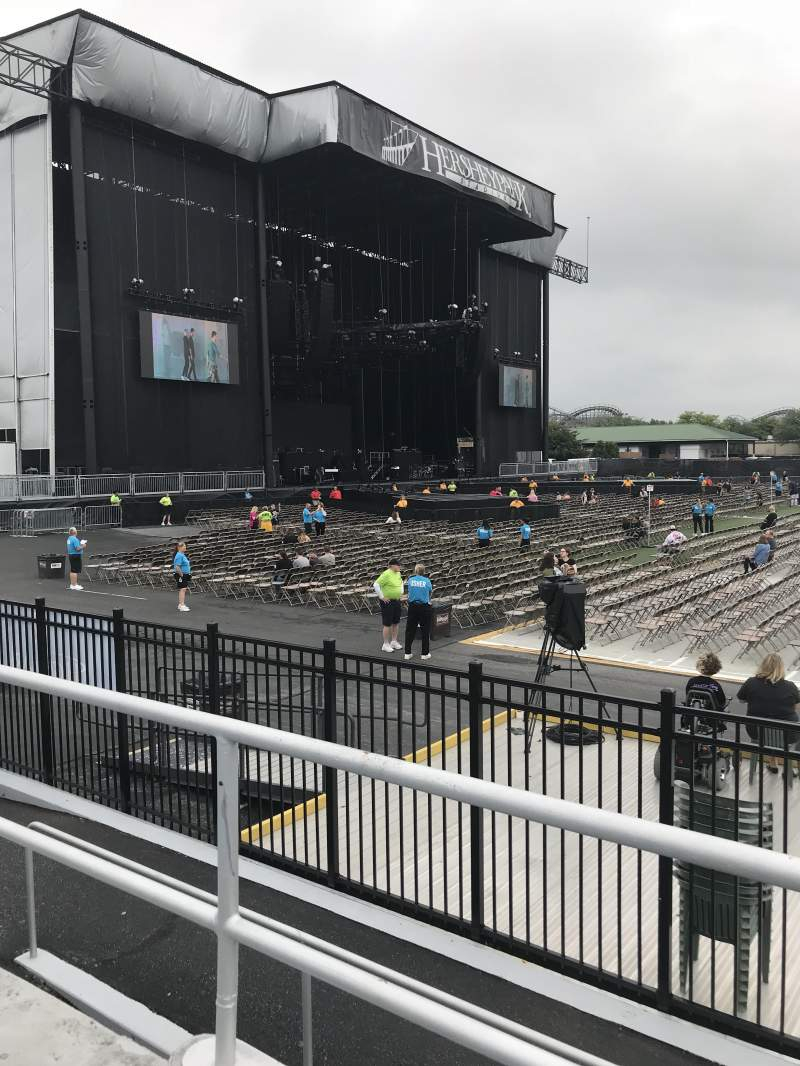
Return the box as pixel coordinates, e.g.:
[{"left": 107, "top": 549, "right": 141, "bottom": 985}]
[
  {"left": 182, "top": 471, "right": 226, "bottom": 493},
  {"left": 2, "top": 665, "right": 800, "bottom": 1066},
  {"left": 499, "top": 458, "right": 597, "bottom": 478},
  {"left": 10, "top": 506, "right": 81, "bottom": 537},
  {"left": 78, "top": 474, "right": 134, "bottom": 497},
  {"left": 224, "top": 470, "right": 265, "bottom": 491},
  {"left": 132, "top": 472, "right": 183, "bottom": 497}
]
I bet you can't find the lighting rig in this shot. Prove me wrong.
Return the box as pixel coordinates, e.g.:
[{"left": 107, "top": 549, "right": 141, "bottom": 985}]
[
  {"left": 333, "top": 300, "right": 489, "bottom": 357},
  {"left": 125, "top": 279, "right": 245, "bottom": 317}
]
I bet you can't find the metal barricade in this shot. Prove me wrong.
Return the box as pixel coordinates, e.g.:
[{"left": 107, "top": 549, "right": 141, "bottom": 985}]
[
  {"left": 132, "top": 472, "right": 182, "bottom": 496},
  {"left": 83, "top": 504, "right": 122, "bottom": 529},
  {"left": 10, "top": 506, "right": 80, "bottom": 537},
  {"left": 183, "top": 471, "right": 225, "bottom": 493},
  {"left": 225, "top": 470, "right": 265, "bottom": 491},
  {"left": 78, "top": 474, "right": 133, "bottom": 498}
]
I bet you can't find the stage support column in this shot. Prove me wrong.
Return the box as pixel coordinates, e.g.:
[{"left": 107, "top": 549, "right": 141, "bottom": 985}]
[
  {"left": 256, "top": 170, "right": 276, "bottom": 488},
  {"left": 69, "top": 102, "right": 98, "bottom": 474},
  {"left": 473, "top": 368, "right": 483, "bottom": 476},
  {"left": 541, "top": 271, "right": 550, "bottom": 460}
]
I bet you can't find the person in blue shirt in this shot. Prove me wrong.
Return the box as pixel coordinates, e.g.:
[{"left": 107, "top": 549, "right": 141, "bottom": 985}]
[
  {"left": 312, "top": 503, "right": 327, "bottom": 535},
  {"left": 475, "top": 520, "right": 493, "bottom": 547},
  {"left": 691, "top": 498, "right": 703, "bottom": 536},
  {"left": 518, "top": 521, "right": 532, "bottom": 550},
  {"left": 66, "top": 526, "right": 86, "bottom": 590},
  {"left": 703, "top": 499, "right": 716, "bottom": 534},
  {"left": 173, "top": 541, "right": 192, "bottom": 612},
  {"left": 743, "top": 535, "right": 771, "bottom": 574},
  {"left": 302, "top": 503, "right": 313, "bottom": 535},
  {"left": 404, "top": 563, "right": 433, "bottom": 660}
]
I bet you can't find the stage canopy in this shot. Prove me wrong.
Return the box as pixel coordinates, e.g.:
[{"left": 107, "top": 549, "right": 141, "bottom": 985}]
[{"left": 1, "top": 10, "right": 555, "bottom": 241}]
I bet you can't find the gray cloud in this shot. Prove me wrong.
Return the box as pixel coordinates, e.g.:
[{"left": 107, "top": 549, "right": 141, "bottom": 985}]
[{"left": 5, "top": 0, "right": 797, "bottom": 418}]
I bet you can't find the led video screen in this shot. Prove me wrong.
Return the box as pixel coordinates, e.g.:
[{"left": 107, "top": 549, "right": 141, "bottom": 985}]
[
  {"left": 499, "top": 364, "right": 535, "bottom": 408},
  {"left": 139, "top": 311, "right": 240, "bottom": 385}
]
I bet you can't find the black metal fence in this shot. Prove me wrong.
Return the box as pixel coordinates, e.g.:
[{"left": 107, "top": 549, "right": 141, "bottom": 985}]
[{"left": 0, "top": 596, "right": 799, "bottom": 1055}]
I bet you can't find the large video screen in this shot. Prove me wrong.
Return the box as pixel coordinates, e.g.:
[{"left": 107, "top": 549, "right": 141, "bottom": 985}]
[
  {"left": 139, "top": 311, "right": 240, "bottom": 385},
  {"left": 499, "top": 364, "right": 535, "bottom": 408}
]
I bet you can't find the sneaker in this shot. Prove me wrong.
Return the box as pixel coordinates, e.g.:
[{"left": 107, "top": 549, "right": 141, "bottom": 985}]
[
  {"left": 404, "top": 653, "right": 413, "bottom": 660},
  {"left": 421, "top": 653, "right": 432, "bottom": 661},
  {"left": 381, "top": 642, "right": 394, "bottom": 653},
  {"left": 178, "top": 604, "right": 191, "bottom": 612},
  {"left": 390, "top": 640, "right": 402, "bottom": 650},
  {"left": 69, "top": 584, "right": 83, "bottom": 591}
]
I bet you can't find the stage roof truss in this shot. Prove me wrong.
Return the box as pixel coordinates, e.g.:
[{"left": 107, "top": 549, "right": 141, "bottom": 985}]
[{"left": 0, "top": 40, "right": 65, "bottom": 100}]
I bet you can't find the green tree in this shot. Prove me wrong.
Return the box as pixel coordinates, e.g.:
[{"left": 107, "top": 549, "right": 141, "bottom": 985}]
[
  {"left": 677, "top": 411, "right": 720, "bottom": 427},
  {"left": 590, "top": 440, "right": 620, "bottom": 459},
  {"left": 547, "top": 422, "right": 583, "bottom": 460},
  {"left": 773, "top": 409, "right": 800, "bottom": 441}
]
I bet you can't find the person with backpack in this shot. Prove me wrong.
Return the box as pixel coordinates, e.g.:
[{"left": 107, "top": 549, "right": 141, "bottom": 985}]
[
  {"left": 703, "top": 498, "right": 716, "bottom": 534},
  {"left": 690, "top": 498, "right": 703, "bottom": 536}
]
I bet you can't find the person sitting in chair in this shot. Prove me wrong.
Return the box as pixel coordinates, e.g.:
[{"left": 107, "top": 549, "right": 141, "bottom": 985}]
[
  {"left": 760, "top": 506, "right": 778, "bottom": 531},
  {"left": 661, "top": 527, "right": 688, "bottom": 554}
]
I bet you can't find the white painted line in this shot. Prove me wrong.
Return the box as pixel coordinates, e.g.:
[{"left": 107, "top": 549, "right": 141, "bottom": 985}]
[{"left": 75, "top": 590, "right": 148, "bottom": 601}]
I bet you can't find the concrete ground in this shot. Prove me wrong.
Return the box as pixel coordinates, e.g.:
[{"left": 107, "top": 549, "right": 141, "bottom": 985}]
[{"left": 0, "top": 964, "right": 164, "bottom": 1065}]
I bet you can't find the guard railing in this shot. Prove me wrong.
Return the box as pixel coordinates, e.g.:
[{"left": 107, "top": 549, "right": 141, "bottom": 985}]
[{"left": 0, "top": 470, "right": 267, "bottom": 502}]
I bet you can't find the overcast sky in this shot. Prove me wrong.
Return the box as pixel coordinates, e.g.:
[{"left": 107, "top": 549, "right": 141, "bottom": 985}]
[{"left": 5, "top": 0, "right": 798, "bottom": 419}]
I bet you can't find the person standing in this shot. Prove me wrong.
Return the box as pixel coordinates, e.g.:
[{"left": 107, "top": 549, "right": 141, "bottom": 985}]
[
  {"left": 312, "top": 502, "right": 327, "bottom": 536},
  {"left": 109, "top": 492, "right": 122, "bottom": 524},
  {"left": 181, "top": 328, "right": 192, "bottom": 380},
  {"left": 173, "top": 541, "right": 192, "bottom": 612},
  {"left": 207, "top": 330, "right": 220, "bottom": 383},
  {"left": 374, "top": 560, "right": 404, "bottom": 653},
  {"left": 187, "top": 328, "right": 197, "bottom": 380},
  {"left": 738, "top": 654, "right": 799, "bottom": 770},
  {"left": 302, "top": 502, "right": 314, "bottom": 536},
  {"left": 258, "top": 505, "right": 273, "bottom": 532},
  {"left": 404, "top": 563, "right": 433, "bottom": 661},
  {"left": 159, "top": 494, "right": 173, "bottom": 527},
  {"left": 691, "top": 498, "right": 703, "bottom": 536},
  {"left": 475, "top": 520, "right": 493, "bottom": 547},
  {"left": 248, "top": 505, "right": 259, "bottom": 531},
  {"left": 703, "top": 498, "right": 716, "bottom": 534},
  {"left": 66, "top": 526, "right": 86, "bottom": 590},
  {"left": 518, "top": 520, "right": 532, "bottom": 550}
]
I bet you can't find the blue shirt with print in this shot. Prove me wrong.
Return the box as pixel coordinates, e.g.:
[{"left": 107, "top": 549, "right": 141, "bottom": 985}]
[
  {"left": 519, "top": 523, "right": 531, "bottom": 541},
  {"left": 173, "top": 551, "right": 191, "bottom": 574},
  {"left": 704, "top": 502, "right": 716, "bottom": 516},
  {"left": 691, "top": 503, "right": 702, "bottom": 516},
  {"left": 302, "top": 507, "right": 312, "bottom": 524},
  {"left": 476, "top": 527, "right": 493, "bottom": 541},
  {"left": 66, "top": 534, "right": 82, "bottom": 555},
  {"left": 312, "top": 509, "right": 326, "bottom": 524},
  {"left": 407, "top": 575, "right": 432, "bottom": 604}
]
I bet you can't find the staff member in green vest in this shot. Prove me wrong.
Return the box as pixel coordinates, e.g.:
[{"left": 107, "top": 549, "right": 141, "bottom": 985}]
[
  {"left": 110, "top": 492, "right": 122, "bottom": 523},
  {"left": 159, "top": 494, "right": 173, "bottom": 527},
  {"left": 373, "top": 559, "right": 404, "bottom": 653},
  {"left": 258, "top": 506, "right": 273, "bottom": 533}
]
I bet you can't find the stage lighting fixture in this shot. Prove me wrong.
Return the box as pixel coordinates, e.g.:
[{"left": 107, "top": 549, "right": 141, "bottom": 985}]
[
  {"left": 447, "top": 303, "right": 459, "bottom": 319},
  {"left": 182, "top": 286, "right": 196, "bottom": 299},
  {"left": 492, "top": 346, "right": 501, "bottom": 359},
  {"left": 376, "top": 308, "right": 388, "bottom": 320},
  {"left": 368, "top": 331, "right": 378, "bottom": 343},
  {"left": 321, "top": 263, "right": 333, "bottom": 281},
  {"left": 341, "top": 332, "right": 351, "bottom": 343},
  {"left": 270, "top": 257, "right": 284, "bottom": 280},
  {"left": 407, "top": 329, "right": 416, "bottom": 341},
  {"left": 130, "top": 276, "right": 144, "bottom": 289},
  {"left": 232, "top": 296, "right": 245, "bottom": 306},
  {"left": 482, "top": 301, "right": 489, "bottom": 314},
  {"left": 513, "top": 351, "right": 522, "bottom": 358},
  {"left": 307, "top": 268, "right": 320, "bottom": 283}
]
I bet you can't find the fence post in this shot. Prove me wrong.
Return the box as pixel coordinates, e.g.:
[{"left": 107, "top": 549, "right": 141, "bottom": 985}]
[
  {"left": 468, "top": 659, "right": 484, "bottom": 940},
  {"left": 111, "top": 609, "right": 132, "bottom": 815},
  {"left": 33, "top": 598, "right": 54, "bottom": 786},
  {"left": 322, "top": 639, "right": 339, "bottom": 887},
  {"left": 656, "top": 687, "right": 676, "bottom": 1010},
  {"left": 207, "top": 623, "right": 221, "bottom": 843}
]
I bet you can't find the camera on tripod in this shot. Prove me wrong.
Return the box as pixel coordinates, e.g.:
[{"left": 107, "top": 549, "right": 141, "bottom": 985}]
[{"left": 536, "top": 576, "right": 586, "bottom": 652}]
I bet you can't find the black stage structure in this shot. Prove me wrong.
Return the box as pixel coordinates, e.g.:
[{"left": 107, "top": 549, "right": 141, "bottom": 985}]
[{"left": 0, "top": 11, "right": 585, "bottom": 483}]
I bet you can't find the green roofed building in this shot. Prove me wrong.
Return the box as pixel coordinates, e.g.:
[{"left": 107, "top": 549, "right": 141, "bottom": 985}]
[{"left": 575, "top": 423, "right": 757, "bottom": 461}]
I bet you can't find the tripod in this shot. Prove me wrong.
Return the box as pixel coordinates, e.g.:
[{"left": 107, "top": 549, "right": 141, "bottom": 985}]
[{"left": 523, "top": 627, "right": 609, "bottom": 754}]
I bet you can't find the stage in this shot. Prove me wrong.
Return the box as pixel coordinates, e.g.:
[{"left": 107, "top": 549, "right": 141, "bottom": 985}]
[{"left": 340, "top": 491, "right": 558, "bottom": 523}]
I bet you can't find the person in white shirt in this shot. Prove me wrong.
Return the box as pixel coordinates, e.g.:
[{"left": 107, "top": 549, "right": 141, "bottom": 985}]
[
  {"left": 661, "top": 528, "right": 688, "bottom": 554},
  {"left": 292, "top": 553, "right": 310, "bottom": 569}
]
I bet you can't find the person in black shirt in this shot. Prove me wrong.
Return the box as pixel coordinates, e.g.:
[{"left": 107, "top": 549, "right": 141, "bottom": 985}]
[
  {"left": 738, "top": 653, "right": 800, "bottom": 768},
  {"left": 683, "top": 652, "right": 727, "bottom": 732},
  {"left": 760, "top": 506, "right": 778, "bottom": 531}
]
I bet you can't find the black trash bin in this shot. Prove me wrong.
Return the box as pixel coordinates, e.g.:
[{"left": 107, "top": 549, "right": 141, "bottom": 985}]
[
  {"left": 430, "top": 600, "right": 452, "bottom": 640},
  {"left": 180, "top": 671, "right": 246, "bottom": 714},
  {"left": 37, "top": 554, "right": 65, "bottom": 580}
]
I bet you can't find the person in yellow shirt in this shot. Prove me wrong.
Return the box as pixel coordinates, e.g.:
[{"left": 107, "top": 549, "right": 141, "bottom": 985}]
[
  {"left": 396, "top": 495, "right": 408, "bottom": 509},
  {"left": 510, "top": 498, "right": 525, "bottom": 510},
  {"left": 373, "top": 560, "right": 404, "bottom": 652},
  {"left": 422, "top": 486, "right": 431, "bottom": 495}
]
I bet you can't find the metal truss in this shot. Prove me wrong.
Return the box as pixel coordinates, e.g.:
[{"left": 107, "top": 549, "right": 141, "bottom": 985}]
[
  {"left": 550, "top": 254, "right": 589, "bottom": 284},
  {"left": 0, "top": 40, "right": 66, "bottom": 100}
]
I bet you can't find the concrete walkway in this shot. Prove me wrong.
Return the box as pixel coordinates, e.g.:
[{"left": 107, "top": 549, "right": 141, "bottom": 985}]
[{"left": 0, "top": 966, "right": 164, "bottom": 1065}]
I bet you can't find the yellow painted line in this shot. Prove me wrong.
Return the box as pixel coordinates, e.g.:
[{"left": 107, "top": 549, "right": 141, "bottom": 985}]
[
  {"left": 241, "top": 709, "right": 517, "bottom": 842},
  {"left": 403, "top": 709, "right": 518, "bottom": 765},
  {"left": 241, "top": 792, "right": 327, "bottom": 847},
  {"left": 462, "top": 635, "right": 750, "bottom": 684}
]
